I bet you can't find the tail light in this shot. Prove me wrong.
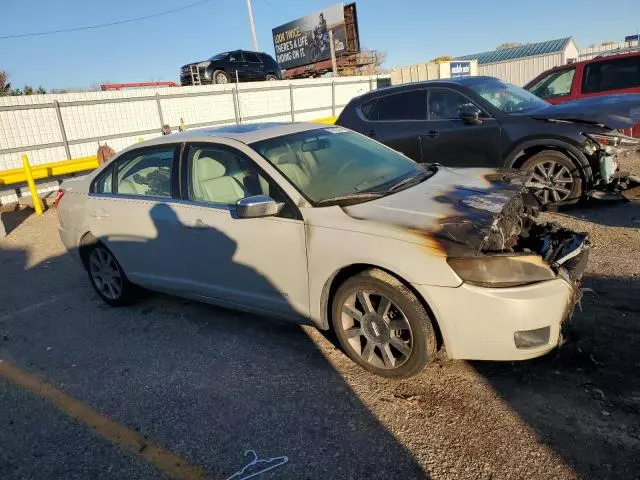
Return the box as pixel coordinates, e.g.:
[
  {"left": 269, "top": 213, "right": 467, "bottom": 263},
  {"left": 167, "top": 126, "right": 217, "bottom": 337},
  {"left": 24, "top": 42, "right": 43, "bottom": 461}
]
[{"left": 53, "top": 188, "right": 66, "bottom": 206}]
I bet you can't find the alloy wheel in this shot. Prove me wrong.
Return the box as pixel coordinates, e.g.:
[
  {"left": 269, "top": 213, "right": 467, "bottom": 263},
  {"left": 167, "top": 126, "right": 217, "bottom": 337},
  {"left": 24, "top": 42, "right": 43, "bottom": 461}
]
[
  {"left": 340, "top": 289, "right": 413, "bottom": 369},
  {"left": 530, "top": 160, "right": 574, "bottom": 204},
  {"left": 89, "top": 248, "right": 123, "bottom": 300},
  {"left": 216, "top": 72, "right": 228, "bottom": 84}
]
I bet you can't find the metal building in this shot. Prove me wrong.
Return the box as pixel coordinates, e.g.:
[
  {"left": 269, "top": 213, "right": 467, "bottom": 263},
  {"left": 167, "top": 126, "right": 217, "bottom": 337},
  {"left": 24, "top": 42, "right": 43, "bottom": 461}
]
[{"left": 455, "top": 38, "right": 579, "bottom": 86}]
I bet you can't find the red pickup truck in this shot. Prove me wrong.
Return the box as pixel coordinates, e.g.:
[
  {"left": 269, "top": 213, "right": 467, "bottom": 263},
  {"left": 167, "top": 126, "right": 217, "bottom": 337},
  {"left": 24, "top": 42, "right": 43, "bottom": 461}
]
[{"left": 524, "top": 50, "right": 640, "bottom": 138}]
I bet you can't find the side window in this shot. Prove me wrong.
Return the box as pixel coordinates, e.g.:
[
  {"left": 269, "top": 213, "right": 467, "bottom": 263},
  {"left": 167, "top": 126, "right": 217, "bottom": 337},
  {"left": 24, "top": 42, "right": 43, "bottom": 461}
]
[
  {"left": 369, "top": 90, "right": 427, "bottom": 121},
  {"left": 115, "top": 147, "right": 175, "bottom": 198},
  {"left": 583, "top": 57, "right": 640, "bottom": 93},
  {"left": 187, "top": 144, "right": 294, "bottom": 216},
  {"left": 244, "top": 52, "right": 261, "bottom": 63},
  {"left": 360, "top": 100, "right": 377, "bottom": 120},
  {"left": 94, "top": 166, "right": 113, "bottom": 194},
  {"left": 528, "top": 68, "right": 575, "bottom": 98},
  {"left": 428, "top": 89, "right": 477, "bottom": 120},
  {"left": 228, "top": 51, "right": 243, "bottom": 62}
]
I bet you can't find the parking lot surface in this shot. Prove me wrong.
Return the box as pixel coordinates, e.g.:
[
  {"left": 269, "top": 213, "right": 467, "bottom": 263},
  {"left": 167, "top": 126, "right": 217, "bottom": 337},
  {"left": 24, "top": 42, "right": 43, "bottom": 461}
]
[{"left": 1, "top": 154, "right": 639, "bottom": 479}]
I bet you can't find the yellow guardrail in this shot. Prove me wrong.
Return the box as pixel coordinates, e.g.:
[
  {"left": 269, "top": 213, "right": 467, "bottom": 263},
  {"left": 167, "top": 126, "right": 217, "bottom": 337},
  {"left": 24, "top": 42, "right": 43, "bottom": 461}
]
[
  {"left": 312, "top": 116, "right": 338, "bottom": 124},
  {"left": 0, "top": 155, "right": 99, "bottom": 187}
]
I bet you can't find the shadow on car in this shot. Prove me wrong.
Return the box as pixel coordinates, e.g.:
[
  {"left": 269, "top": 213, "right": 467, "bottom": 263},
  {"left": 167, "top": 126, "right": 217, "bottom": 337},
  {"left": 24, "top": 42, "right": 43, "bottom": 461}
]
[
  {"left": 470, "top": 274, "right": 640, "bottom": 479},
  {"left": 0, "top": 207, "right": 429, "bottom": 480}
]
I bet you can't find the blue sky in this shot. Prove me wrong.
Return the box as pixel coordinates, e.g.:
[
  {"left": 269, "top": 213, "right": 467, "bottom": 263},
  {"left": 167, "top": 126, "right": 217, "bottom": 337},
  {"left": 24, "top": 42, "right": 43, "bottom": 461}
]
[{"left": 1, "top": 0, "right": 638, "bottom": 90}]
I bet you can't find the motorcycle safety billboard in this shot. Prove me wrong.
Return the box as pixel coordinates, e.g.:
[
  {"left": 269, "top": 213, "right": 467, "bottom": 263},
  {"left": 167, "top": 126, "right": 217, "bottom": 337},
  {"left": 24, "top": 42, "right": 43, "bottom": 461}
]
[{"left": 272, "top": 4, "right": 347, "bottom": 70}]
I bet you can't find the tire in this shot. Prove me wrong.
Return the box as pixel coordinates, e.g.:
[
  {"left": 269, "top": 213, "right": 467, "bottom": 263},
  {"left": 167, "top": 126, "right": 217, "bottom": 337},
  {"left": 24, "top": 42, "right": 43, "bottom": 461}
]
[
  {"left": 331, "top": 269, "right": 437, "bottom": 378},
  {"left": 212, "top": 70, "right": 230, "bottom": 84},
  {"left": 265, "top": 74, "right": 278, "bottom": 81},
  {"left": 522, "top": 150, "right": 583, "bottom": 205},
  {"left": 83, "top": 242, "right": 137, "bottom": 307}
]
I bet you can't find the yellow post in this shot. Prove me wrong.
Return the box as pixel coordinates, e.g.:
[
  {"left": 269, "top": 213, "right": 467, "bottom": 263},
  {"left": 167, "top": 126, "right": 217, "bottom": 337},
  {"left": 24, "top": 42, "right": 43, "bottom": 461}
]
[{"left": 21, "top": 154, "right": 44, "bottom": 215}]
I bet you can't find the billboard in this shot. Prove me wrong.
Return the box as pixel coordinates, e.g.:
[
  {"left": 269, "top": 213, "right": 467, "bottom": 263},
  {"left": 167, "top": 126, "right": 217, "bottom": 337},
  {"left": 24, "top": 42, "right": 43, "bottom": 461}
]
[
  {"left": 450, "top": 61, "right": 471, "bottom": 78},
  {"left": 272, "top": 4, "right": 347, "bottom": 70}
]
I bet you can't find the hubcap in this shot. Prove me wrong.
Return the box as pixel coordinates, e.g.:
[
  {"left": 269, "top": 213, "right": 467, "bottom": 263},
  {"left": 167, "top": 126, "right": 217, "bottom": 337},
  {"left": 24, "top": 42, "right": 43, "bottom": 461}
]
[
  {"left": 216, "top": 73, "right": 228, "bottom": 84},
  {"left": 340, "top": 290, "right": 413, "bottom": 370},
  {"left": 89, "top": 248, "right": 122, "bottom": 300},
  {"left": 530, "top": 160, "right": 574, "bottom": 204}
]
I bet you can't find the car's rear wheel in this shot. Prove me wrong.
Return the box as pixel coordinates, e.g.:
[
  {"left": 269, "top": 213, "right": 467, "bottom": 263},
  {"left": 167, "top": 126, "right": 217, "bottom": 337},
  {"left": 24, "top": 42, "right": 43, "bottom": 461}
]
[
  {"left": 265, "top": 74, "right": 278, "bottom": 81},
  {"left": 522, "top": 150, "right": 583, "bottom": 205},
  {"left": 84, "top": 243, "right": 137, "bottom": 307},
  {"left": 213, "top": 70, "right": 230, "bottom": 84},
  {"left": 331, "top": 269, "right": 436, "bottom": 378}
]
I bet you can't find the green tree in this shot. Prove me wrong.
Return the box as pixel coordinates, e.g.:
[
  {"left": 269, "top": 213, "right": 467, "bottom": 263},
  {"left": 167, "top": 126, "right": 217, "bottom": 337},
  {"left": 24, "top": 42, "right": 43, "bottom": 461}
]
[
  {"left": 23, "top": 85, "right": 34, "bottom": 95},
  {"left": 0, "top": 71, "right": 11, "bottom": 96},
  {"left": 36, "top": 86, "right": 46, "bottom": 94},
  {"left": 10, "top": 88, "right": 23, "bottom": 96}
]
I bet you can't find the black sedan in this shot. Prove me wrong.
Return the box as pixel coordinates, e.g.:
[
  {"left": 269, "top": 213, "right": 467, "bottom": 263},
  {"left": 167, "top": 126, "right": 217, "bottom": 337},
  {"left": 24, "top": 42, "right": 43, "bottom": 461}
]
[
  {"left": 336, "top": 76, "right": 640, "bottom": 204},
  {"left": 180, "top": 50, "right": 282, "bottom": 85}
]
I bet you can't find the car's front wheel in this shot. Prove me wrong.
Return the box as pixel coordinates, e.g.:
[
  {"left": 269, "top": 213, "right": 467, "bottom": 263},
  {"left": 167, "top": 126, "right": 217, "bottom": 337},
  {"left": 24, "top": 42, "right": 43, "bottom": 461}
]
[
  {"left": 522, "top": 150, "right": 583, "bottom": 205},
  {"left": 265, "top": 74, "right": 278, "bottom": 81},
  {"left": 84, "top": 243, "right": 137, "bottom": 307},
  {"left": 331, "top": 269, "right": 437, "bottom": 378},
  {"left": 213, "top": 70, "right": 230, "bottom": 84}
]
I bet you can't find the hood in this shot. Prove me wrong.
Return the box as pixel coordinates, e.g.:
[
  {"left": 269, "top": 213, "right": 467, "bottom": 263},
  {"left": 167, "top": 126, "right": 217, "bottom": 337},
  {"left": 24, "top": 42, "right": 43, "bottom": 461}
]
[
  {"left": 181, "top": 60, "right": 210, "bottom": 69},
  {"left": 529, "top": 94, "right": 640, "bottom": 129},
  {"left": 342, "top": 167, "right": 535, "bottom": 256}
]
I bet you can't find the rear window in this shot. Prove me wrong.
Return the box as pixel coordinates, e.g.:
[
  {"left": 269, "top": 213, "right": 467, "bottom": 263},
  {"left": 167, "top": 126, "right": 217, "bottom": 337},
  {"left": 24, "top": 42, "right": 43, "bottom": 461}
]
[
  {"left": 364, "top": 90, "right": 427, "bottom": 121},
  {"left": 582, "top": 56, "right": 640, "bottom": 93}
]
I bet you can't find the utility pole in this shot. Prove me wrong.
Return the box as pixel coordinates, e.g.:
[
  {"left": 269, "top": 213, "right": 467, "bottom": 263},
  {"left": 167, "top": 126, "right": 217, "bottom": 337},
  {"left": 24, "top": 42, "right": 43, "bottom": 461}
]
[
  {"left": 329, "top": 30, "right": 338, "bottom": 76},
  {"left": 246, "top": 0, "right": 259, "bottom": 51}
]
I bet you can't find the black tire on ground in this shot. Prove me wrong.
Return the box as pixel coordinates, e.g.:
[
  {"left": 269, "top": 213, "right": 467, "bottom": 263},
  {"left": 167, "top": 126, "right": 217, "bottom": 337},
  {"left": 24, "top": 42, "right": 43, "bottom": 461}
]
[
  {"left": 522, "top": 150, "right": 583, "bottom": 205},
  {"left": 212, "top": 70, "right": 230, "bottom": 85},
  {"left": 331, "top": 268, "right": 437, "bottom": 378},
  {"left": 265, "top": 74, "right": 278, "bottom": 81},
  {"left": 83, "top": 242, "right": 138, "bottom": 307}
]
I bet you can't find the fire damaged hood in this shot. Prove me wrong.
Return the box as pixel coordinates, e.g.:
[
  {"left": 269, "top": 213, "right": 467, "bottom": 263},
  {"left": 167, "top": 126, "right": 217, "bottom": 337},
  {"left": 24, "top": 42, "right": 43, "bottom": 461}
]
[
  {"left": 528, "top": 94, "right": 640, "bottom": 129},
  {"left": 343, "top": 167, "right": 535, "bottom": 256}
]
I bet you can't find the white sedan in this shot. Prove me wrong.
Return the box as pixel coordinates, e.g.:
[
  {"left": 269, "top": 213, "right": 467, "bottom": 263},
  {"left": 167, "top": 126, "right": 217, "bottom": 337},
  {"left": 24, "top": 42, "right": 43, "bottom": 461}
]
[{"left": 57, "top": 123, "right": 589, "bottom": 378}]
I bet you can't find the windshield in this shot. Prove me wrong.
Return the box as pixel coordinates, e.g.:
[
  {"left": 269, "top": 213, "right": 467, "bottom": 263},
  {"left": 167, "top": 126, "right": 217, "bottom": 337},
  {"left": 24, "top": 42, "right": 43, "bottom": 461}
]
[
  {"left": 467, "top": 78, "right": 549, "bottom": 113},
  {"left": 209, "top": 52, "right": 229, "bottom": 61},
  {"left": 252, "top": 127, "right": 429, "bottom": 205}
]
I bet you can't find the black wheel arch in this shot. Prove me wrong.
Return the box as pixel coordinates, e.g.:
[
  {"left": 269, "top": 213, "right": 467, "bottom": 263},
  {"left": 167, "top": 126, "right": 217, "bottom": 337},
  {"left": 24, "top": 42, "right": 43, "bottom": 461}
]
[
  {"left": 504, "top": 139, "right": 595, "bottom": 190},
  {"left": 320, "top": 263, "right": 444, "bottom": 351}
]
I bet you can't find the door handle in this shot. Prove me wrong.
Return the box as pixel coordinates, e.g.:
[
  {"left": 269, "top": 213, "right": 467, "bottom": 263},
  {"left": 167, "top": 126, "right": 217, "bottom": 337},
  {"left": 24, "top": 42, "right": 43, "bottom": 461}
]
[
  {"left": 89, "top": 209, "right": 109, "bottom": 219},
  {"left": 421, "top": 130, "right": 439, "bottom": 138},
  {"left": 188, "top": 219, "right": 208, "bottom": 230}
]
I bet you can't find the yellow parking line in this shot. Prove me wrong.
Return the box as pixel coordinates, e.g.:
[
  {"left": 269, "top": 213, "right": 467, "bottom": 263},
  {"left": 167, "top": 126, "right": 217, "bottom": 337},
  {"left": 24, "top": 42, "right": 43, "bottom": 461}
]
[{"left": 0, "top": 360, "right": 215, "bottom": 480}]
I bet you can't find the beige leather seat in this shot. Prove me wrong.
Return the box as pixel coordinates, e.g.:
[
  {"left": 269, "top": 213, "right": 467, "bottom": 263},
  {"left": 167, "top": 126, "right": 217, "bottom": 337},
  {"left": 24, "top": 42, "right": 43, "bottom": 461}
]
[
  {"left": 265, "top": 147, "right": 311, "bottom": 189},
  {"left": 194, "top": 157, "right": 245, "bottom": 204},
  {"left": 118, "top": 177, "right": 148, "bottom": 195}
]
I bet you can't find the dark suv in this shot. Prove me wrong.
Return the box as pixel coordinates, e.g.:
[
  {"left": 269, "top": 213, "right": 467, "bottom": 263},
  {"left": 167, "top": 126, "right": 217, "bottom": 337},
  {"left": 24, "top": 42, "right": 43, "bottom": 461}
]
[
  {"left": 336, "top": 76, "right": 639, "bottom": 205},
  {"left": 180, "top": 50, "right": 282, "bottom": 85}
]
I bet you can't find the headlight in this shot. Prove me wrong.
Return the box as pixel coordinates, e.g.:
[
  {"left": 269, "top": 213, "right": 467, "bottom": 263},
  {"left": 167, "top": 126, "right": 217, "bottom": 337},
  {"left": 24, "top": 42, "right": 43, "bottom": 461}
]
[{"left": 447, "top": 255, "right": 556, "bottom": 288}]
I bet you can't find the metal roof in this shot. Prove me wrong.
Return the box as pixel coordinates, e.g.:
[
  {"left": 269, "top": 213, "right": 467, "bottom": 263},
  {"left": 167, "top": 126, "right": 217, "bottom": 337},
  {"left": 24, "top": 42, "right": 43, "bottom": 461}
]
[{"left": 455, "top": 38, "right": 572, "bottom": 65}]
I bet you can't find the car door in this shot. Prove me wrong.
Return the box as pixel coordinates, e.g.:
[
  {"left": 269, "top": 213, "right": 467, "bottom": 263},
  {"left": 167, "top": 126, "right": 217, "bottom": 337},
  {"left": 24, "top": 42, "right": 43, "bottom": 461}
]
[
  {"left": 421, "top": 87, "right": 501, "bottom": 167},
  {"left": 243, "top": 51, "right": 265, "bottom": 80},
  {"left": 359, "top": 88, "right": 427, "bottom": 162},
  {"left": 168, "top": 142, "right": 309, "bottom": 319},
  {"left": 227, "top": 50, "right": 250, "bottom": 81},
  {"left": 526, "top": 66, "right": 577, "bottom": 104},
  {"left": 86, "top": 144, "right": 184, "bottom": 289}
]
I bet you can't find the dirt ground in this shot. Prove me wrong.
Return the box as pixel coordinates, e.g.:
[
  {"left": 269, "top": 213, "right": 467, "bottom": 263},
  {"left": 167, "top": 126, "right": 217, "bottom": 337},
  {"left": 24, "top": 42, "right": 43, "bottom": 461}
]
[{"left": 1, "top": 154, "right": 639, "bottom": 479}]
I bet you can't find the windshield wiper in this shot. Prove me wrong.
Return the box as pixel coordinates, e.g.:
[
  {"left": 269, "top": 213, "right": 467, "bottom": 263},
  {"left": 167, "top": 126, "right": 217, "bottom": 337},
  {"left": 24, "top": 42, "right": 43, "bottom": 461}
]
[
  {"left": 316, "top": 191, "right": 386, "bottom": 206},
  {"left": 387, "top": 169, "right": 435, "bottom": 192}
]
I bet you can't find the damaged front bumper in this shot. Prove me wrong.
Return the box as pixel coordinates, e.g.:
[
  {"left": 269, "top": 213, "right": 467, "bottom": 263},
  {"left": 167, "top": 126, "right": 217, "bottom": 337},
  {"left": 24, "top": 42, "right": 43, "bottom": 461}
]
[{"left": 430, "top": 182, "right": 590, "bottom": 361}]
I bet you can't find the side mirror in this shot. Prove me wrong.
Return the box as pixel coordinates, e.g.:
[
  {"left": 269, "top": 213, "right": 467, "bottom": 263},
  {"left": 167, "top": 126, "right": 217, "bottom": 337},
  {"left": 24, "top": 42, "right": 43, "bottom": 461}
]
[
  {"left": 236, "top": 195, "right": 283, "bottom": 218},
  {"left": 459, "top": 106, "right": 482, "bottom": 125}
]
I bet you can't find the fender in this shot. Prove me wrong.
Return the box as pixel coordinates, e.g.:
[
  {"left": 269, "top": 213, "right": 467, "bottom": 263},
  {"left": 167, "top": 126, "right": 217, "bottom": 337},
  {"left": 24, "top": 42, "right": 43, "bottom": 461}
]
[{"left": 503, "top": 138, "right": 594, "bottom": 188}]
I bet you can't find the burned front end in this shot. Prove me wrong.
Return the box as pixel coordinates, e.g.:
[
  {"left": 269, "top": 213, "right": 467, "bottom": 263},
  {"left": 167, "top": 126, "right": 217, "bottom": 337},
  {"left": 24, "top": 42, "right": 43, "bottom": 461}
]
[{"left": 436, "top": 171, "right": 590, "bottom": 352}]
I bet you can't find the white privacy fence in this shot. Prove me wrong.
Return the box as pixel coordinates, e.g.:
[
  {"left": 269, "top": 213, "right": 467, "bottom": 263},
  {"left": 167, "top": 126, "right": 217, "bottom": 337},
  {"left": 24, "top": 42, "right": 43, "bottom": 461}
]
[{"left": 0, "top": 76, "right": 387, "bottom": 204}]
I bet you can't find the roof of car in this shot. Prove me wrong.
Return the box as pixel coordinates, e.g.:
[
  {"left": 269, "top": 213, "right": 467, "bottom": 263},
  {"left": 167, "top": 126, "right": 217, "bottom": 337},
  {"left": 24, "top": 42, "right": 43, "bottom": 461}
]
[
  {"left": 356, "top": 76, "right": 500, "bottom": 100},
  {"left": 136, "top": 122, "right": 329, "bottom": 148}
]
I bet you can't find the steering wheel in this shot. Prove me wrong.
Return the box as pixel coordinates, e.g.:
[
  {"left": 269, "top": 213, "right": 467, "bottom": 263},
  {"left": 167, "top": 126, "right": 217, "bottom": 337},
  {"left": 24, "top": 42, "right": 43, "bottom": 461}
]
[{"left": 336, "top": 160, "right": 358, "bottom": 177}]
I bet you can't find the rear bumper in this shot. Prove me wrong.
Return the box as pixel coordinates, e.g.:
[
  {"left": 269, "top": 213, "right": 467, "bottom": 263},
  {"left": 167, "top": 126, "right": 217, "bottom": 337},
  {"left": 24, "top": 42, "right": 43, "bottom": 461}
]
[
  {"left": 58, "top": 225, "right": 82, "bottom": 261},
  {"left": 414, "top": 277, "right": 577, "bottom": 361}
]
